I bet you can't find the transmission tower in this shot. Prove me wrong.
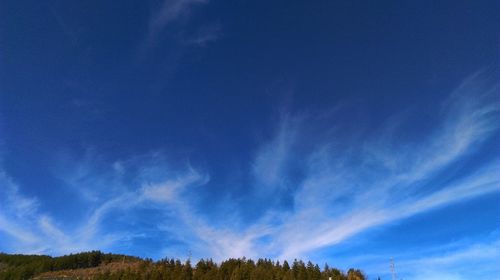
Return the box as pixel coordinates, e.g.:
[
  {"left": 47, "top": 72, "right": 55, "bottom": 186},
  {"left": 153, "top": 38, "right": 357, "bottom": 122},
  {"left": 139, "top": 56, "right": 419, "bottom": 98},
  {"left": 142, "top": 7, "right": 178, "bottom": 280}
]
[{"left": 390, "top": 258, "right": 397, "bottom": 280}]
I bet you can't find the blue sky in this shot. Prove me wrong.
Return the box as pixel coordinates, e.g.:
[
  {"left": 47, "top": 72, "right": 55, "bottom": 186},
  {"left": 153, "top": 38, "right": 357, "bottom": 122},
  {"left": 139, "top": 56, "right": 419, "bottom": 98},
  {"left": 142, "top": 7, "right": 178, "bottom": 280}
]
[{"left": 0, "top": 0, "right": 499, "bottom": 279}]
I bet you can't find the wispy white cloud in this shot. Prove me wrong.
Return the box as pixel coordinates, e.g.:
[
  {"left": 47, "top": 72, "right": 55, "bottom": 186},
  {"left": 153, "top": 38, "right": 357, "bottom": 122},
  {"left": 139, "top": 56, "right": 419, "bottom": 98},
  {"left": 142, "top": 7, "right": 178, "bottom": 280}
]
[
  {"left": 68, "top": 162, "right": 210, "bottom": 255},
  {"left": 270, "top": 75, "right": 500, "bottom": 258},
  {"left": 0, "top": 153, "right": 210, "bottom": 256},
  {"left": 406, "top": 239, "right": 500, "bottom": 267},
  {"left": 0, "top": 171, "right": 42, "bottom": 248},
  {"left": 381, "top": 237, "right": 500, "bottom": 280},
  {"left": 0, "top": 74, "right": 498, "bottom": 268},
  {"left": 249, "top": 74, "right": 500, "bottom": 260},
  {"left": 337, "top": 235, "right": 500, "bottom": 279},
  {"left": 184, "top": 23, "right": 221, "bottom": 46},
  {"left": 146, "top": 0, "right": 209, "bottom": 47},
  {"left": 0, "top": 214, "right": 40, "bottom": 247},
  {"left": 252, "top": 114, "right": 299, "bottom": 193},
  {"left": 0, "top": 171, "right": 39, "bottom": 216},
  {"left": 140, "top": 168, "right": 205, "bottom": 203},
  {"left": 151, "top": 0, "right": 207, "bottom": 30},
  {"left": 0, "top": 166, "right": 125, "bottom": 254}
]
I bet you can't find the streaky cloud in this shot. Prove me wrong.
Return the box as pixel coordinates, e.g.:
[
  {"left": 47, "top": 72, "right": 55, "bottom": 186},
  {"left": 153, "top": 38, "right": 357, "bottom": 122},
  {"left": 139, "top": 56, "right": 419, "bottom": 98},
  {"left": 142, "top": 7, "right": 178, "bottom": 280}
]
[
  {"left": 0, "top": 73, "right": 498, "bottom": 264},
  {"left": 145, "top": 0, "right": 208, "bottom": 47},
  {"left": 268, "top": 73, "right": 500, "bottom": 259}
]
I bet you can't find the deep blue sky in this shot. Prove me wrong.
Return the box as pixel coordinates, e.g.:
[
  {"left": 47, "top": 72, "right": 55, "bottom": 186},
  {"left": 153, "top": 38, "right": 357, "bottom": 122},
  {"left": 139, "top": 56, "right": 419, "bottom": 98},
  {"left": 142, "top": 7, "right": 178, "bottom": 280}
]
[{"left": 0, "top": 1, "right": 499, "bottom": 279}]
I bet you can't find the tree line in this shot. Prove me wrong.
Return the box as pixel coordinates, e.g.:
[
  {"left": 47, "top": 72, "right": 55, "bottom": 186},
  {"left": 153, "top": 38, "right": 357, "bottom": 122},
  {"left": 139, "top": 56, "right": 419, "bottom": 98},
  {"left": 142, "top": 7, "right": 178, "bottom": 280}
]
[{"left": 0, "top": 251, "right": 366, "bottom": 280}]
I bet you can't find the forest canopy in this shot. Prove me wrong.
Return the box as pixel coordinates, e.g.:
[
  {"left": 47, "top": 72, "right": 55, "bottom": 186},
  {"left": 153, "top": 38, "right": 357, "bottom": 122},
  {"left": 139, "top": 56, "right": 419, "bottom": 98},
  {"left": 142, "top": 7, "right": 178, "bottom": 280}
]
[{"left": 0, "top": 251, "right": 366, "bottom": 280}]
